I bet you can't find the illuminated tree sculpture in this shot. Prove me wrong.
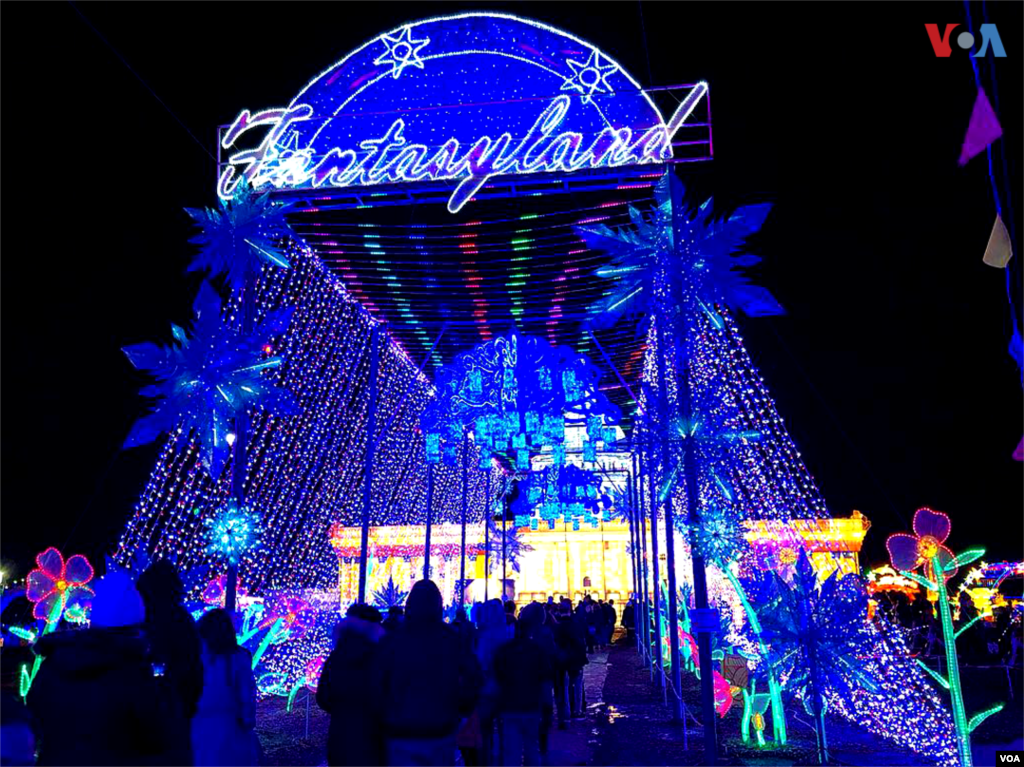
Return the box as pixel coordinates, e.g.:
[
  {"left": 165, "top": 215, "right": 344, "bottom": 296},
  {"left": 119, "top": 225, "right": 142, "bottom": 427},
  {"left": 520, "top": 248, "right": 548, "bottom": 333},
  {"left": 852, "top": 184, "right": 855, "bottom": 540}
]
[
  {"left": 582, "top": 169, "right": 782, "bottom": 748},
  {"left": 122, "top": 282, "right": 298, "bottom": 479},
  {"left": 754, "top": 549, "right": 880, "bottom": 765},
  {"left": 887, "top": 508, "right": 996, "bottom": 767},
  {"left": 185, "top": 179, "right": 295, "bottom": 290}
]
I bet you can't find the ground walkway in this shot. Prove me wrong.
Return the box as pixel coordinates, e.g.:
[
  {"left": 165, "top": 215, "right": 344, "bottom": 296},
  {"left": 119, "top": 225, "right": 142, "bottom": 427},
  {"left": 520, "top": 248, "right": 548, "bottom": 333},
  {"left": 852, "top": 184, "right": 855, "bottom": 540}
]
[{"left": 256, "top": 636, "right": 1020, "bottom": 765}]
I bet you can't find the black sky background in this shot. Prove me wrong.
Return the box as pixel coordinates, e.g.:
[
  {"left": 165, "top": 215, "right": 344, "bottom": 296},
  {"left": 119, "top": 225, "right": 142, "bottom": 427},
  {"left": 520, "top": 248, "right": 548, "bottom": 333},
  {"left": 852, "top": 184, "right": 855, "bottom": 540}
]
[{"left": 2, "top": 2, "right": 1021, "bottom": 579}]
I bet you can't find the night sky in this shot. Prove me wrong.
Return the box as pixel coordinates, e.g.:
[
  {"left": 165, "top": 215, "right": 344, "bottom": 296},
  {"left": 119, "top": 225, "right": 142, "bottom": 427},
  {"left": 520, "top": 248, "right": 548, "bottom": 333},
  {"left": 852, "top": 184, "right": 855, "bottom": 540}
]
[{"left": 2, "top": 2, "right": 1021, "bottom": 579}]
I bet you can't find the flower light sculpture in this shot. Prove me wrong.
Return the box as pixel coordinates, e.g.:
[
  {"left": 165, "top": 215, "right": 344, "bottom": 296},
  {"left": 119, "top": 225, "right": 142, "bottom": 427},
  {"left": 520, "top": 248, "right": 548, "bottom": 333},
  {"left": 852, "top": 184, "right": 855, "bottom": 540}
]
[
  {"left": 887, "top": 508, "right": 999, "bottom": 767},
  {"left": 21, "top": 548, "right": 95, "bottom": 698}
]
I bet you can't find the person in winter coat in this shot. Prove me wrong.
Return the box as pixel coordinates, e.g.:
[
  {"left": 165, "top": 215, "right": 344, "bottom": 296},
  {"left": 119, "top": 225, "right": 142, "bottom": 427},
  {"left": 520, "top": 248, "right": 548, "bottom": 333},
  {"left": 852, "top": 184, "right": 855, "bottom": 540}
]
[
  {"left": 0, "top": 691, "right": 36, "bottom": 766},
  {"left": 493, "top": 604, "right": 553, "bottom": 766},
  {"left": 191, "top": 609, "right": 258, "bottom": 766},
  {"left": 28, "top": 572, "right": 170, "bottom": 766},
  {"left": 554, "top": 601, "right": 588, "bottom": 726},
  {"left": 622, "top": 600, "right": 636, "bottom": 641},
  {"left": 601, "top": 601, "right": 617, "bottom": 646},
  {"left": 370, "top": 580, "right": 483, "bottom": 766},
  {"left": 467, "top": 599, "right": 507, "bottom": 765},
  {"left": 137, "top": 560, "right": 204, "bottom": 766},
  {"left": 317, "top": 604, "right": 385, "bottom": 767},
  {"left": 527, "top": 606, "right": 559, "bottom": 758}
]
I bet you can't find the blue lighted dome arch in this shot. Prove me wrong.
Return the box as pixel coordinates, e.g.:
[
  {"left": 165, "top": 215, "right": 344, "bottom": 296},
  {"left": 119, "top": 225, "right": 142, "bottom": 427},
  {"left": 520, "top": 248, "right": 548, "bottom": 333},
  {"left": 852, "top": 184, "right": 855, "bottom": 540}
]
[{"left": 220, "top": 13, "right": 708, "bottom": 212}]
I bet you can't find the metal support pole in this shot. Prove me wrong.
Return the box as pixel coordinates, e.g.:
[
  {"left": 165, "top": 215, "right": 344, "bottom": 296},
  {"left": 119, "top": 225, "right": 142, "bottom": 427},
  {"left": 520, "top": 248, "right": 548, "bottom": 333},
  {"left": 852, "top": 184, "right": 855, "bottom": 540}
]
[
  {"left": 502, "top": 499, "right": 507, "bottom": 601},
  {"left": 647, "top": 427, "right": 665, "bottom": 694},
  {"left": 357, "top": 324, "right": 381, "bottom": 605},
  {"left": 626, "top": 465, "right": 640, "bottom": 655},
  {"left": 655, "top": 318, "right": 683, "bottom": 723},
  {"left": 671, "top": 305, "right": 719, "bottom": 764},
  {"left": 228, "top": 268, "right": 257, "bottom": 616},
  {"left": 423, "top": 463, "right": 434, "bottom": 581},
  {"left": 459, "top": 434, "right": 468, "bottom": 609},
  {"left": 638, "top": 439, "right": 652, "bottom": 670},
  {"left": 484, "top": 475, "right": 491, "bottom": 602}
]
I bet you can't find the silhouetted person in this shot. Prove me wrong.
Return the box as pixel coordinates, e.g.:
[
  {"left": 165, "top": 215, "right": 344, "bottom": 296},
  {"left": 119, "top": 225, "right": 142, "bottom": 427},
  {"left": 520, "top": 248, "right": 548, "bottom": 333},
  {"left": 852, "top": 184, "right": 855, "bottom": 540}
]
[
  {"left": 622, "top": 600, "right": 635, "bottom": 641},
  {"left": 493, "top": 603, "right": 552, "bottom": 766},
  {"left": 371, "top": 580, "right": 483, "bottom": 766},
  {"left": 137, "top": 560, "right": 203, "bottom": 765},
  {"left": 383, "top": 606, "right": 404, "bottom": 634},
  {"left": 318, "top": 604, "right": 385, "bottom": 766},
  {"left": 28, "top": 572, "right": 169, "bottom": 765},
  {"left": 192, "top": 609, "right": 257, "bottom": 766},
  {"left": 554, "top": 600, "right": 587, "bottom": 726},
  {"left": 1, "top": 691, "right": 36, "bottom": 766}
]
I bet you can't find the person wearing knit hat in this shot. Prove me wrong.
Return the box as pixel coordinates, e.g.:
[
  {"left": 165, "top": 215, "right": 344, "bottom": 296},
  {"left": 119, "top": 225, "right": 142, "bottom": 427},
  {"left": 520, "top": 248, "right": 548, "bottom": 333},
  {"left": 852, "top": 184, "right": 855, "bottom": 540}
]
[{"left": 27, "top": 571, "right": 171, "bottom": 766}]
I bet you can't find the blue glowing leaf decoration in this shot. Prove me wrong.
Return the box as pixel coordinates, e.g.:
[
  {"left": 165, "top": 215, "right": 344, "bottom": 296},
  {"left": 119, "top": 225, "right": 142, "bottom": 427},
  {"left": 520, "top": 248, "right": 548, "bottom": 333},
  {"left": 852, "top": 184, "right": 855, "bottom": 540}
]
[
  {"left": 185, "top": 180, "right": 295, "bottom": 289},
  {"left": 579, "top": 169, "right": 782, "bottom": 329},
  {"left": 372, "top": 576, "right": 409, "bottom": 609},
  {"left": 123, "top": 281, "right": 299, "bottom": 478}
]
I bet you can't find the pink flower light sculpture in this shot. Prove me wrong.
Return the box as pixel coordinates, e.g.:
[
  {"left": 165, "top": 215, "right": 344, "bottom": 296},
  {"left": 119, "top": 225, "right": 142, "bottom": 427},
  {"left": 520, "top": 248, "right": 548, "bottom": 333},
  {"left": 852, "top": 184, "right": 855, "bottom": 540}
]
[
  {"left": 886, "top": 508, "right": 958, "bottom": 586},
  {"left": 26, "top": 548, "right": 94, "bottom": 623}
]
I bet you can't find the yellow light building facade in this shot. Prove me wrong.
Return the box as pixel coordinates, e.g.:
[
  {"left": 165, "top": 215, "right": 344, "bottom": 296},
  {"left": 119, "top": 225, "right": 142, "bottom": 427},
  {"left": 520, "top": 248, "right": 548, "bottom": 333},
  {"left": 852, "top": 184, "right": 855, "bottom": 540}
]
[{"left": 329, "top": 510, "right": 871, "bottom": 607}]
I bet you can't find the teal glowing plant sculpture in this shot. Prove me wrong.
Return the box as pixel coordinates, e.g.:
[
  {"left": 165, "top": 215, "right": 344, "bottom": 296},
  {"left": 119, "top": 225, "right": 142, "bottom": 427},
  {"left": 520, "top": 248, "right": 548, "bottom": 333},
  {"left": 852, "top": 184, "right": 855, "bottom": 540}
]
[
  {"left": 887, "top": 507, "right": 998, "bottom": 767},
  {"left": 372, "top": 576, "right": 409, "bottom": 609}
]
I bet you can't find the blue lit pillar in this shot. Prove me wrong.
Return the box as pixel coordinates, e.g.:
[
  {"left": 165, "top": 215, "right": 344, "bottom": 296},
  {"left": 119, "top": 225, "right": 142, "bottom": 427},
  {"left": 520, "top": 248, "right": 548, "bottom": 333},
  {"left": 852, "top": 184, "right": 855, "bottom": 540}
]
[
  {"left": 655, "top": 317, "right": 683, "bottom": 723},
  {"left": 423, "top": 463, "right": 434, "bottom": 581},
  {"left": 357, "top": 324, "right": 381, "bottom": 605}
]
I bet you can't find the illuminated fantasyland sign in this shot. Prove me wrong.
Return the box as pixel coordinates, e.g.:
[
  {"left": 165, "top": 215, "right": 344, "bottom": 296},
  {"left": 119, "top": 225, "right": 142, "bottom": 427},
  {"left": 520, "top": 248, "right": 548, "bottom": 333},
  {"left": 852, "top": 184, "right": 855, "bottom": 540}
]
[{"left": 218, "top": 13, "right": 710, "bottom": 213}]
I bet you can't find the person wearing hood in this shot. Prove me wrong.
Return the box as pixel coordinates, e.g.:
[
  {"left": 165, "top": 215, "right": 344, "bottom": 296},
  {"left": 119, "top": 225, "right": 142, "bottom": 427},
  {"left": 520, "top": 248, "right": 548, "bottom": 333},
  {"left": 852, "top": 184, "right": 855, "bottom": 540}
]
[
  {"left": 192, "top": 609, "right": 258, "bottom": 766},
  {"left": 370, "top": 580, "right": 483, "bottom": 766},
  {"left": 27, "top": 571, "right": 170, "bottom": 766},
  {"left": 317, "top": 603, "right": 385, "bottom": 767},
  {"left": 137, "top": 560, "right": 203, "bottom": 765}
]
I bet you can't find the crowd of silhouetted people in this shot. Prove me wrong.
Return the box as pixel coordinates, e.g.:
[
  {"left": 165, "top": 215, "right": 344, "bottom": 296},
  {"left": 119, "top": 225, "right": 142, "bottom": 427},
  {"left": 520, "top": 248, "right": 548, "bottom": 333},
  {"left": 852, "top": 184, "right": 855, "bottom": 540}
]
[
  {"left": 873, "top": 589, "right": 1022, "bottom": 667},
  {"left": 0, "top": 559, "right": 627, "bottom": 767},
  {"left": 316, "top": 585, "right": 621, "bottom": 766}
]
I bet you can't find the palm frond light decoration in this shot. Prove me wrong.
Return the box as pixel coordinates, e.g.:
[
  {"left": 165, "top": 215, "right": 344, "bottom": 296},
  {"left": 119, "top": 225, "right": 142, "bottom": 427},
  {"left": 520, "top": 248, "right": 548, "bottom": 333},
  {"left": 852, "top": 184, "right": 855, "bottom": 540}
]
[
  {"left": 754, "top": 549, "right": 880, "bottom": 764},
  {"left": 122, "top": 282, "right": 299, "bottom": 478},
  {"left": 372, "top": 576, "right": 409, "bottom": 609},
  {"left": 185, "top": 179, "right": 295, "bottom": 289},
  {"left": 483, "top": 516, "right": 533, "bottom": 573},
  {"left": 204, "top": 500, "right": 261, "bottom": 565},
  {"left": 577, "top": 170, "right": 783, "bottom": 330}
]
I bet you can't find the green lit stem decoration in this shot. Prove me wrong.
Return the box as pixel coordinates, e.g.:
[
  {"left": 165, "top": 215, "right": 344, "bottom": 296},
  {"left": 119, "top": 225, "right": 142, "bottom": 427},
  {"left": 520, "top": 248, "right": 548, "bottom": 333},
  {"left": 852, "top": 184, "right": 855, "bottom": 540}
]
[
  {"left": 722, "top": 567, "right": 788, "bottom": 746},
  {"left": 888, "top": 507, "right": 997, "bottom": 767}
]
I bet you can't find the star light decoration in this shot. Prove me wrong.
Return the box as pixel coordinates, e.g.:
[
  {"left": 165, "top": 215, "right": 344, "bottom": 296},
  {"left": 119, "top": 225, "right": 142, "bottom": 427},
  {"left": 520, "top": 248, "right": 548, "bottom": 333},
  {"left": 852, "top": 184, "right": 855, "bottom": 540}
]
[
  {"left": 562, "top": 49, "right": 616, "bottom": 104},
  {"left": 578, "top": 170, "right": 782, "bottom": 331},
  {"left": 185, "top": 179, "right": 295, "bottom": 289},
  {"left": 122, "top": 282, "right": 298, "bottom": 478},
  {"left": 374, "top": 26, "right": 430, "bottom": 79},
  {"left": 690, "top": 506, "right": 747, "bottom": 566},
  {"left": 204, "top": 501, "right": 261, "bottom": 565}
]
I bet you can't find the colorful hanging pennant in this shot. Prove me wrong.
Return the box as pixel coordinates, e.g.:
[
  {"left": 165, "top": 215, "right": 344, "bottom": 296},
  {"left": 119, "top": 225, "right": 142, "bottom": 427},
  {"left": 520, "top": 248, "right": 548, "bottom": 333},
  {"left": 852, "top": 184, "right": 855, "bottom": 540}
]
[
  {"left": 958, "top": 87, "right": 1002, "bottom": 167},
  {"left": 982, "top": 214, "right": 1013, "bottom": 268}
]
